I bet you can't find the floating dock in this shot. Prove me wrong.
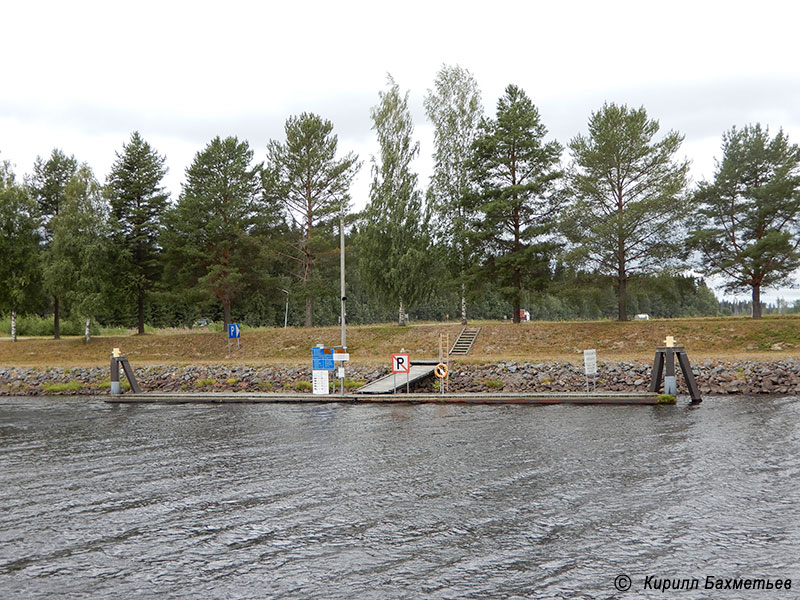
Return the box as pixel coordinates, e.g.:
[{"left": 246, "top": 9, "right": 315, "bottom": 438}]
[{"left": 105, "top": 391, "right": 664, "bottom": 405}]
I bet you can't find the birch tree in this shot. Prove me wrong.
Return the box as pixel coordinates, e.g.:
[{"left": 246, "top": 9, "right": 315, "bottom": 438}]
[
  {"left": 358, "top": 76, "right": 432, "bottom": 326},
  {"left": 424, "top": 64, "right": 483, "bottom": 324},
  {"left": 0, "top": 161, "right": 40, "bottom": 340}
]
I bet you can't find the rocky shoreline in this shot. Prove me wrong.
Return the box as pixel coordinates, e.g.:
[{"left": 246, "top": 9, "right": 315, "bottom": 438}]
[{"left": 1, "top": 359, "right": 799, "bottom": 397}]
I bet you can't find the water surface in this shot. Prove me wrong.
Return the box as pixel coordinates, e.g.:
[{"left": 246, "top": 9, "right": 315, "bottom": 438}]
[{"left": 1, "top": 396, "right": 798, "bottom": 598}]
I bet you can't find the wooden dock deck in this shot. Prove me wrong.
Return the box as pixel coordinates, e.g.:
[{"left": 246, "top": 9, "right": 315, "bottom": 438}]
[{"left": 105, "top": 391, "right": 664, "bottom": 405}]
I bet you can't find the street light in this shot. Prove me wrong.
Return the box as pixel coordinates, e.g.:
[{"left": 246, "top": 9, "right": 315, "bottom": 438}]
[{"left": 281, "top": 289, "right": 289, "bottom": 328}]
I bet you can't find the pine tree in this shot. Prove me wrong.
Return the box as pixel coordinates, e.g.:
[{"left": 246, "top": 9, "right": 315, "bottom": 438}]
[
  {"left": 163, "top": 136, "right": 263, "bottom": 329},
  {"left": 106, "top": 131, "right": 169, "bottom": 334},
  {"left": 265, "top": 113, "right": 360, "bottom": 327},
  {"left": 564, "top": 103, "right": 689, "bottom": 321},
  {"left": 358, "top": 76, "right": 432, "bottom": 326},
  {"left": 690, "top": 124, "right": 800, "bottom": 318},
  {"left": 471, "top": 84, "right": 563, "bottom": 323}
]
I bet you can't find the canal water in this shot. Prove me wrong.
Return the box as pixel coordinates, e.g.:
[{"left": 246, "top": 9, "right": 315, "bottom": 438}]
[{"left": 1, "top": 396, "right": 798, "bottom": 599}]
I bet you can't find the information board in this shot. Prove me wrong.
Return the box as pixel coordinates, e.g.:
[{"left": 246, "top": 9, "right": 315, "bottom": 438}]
[
  {"left": 583, "top": 349, "right": 597, "bottom": 375},
  {"left": 312, "top": 346, "right": 335, "bottom": 371},
  {"left": 312, "top": 370, "right": 329, "bottom": 395}
]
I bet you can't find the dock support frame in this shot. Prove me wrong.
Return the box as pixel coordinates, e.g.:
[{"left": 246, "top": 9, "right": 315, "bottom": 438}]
[{"left": 649, "top": 346, "right": 701, "bottom": 402}]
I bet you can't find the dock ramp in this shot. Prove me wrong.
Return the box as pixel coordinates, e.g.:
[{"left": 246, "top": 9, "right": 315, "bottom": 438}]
[{"left": 355, "top": 361, "right": 438, "bottom": 394}]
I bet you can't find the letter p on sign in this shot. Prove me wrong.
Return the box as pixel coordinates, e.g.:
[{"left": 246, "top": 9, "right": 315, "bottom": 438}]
[{"left": 392, "top": 353, "right": 410, "bottom": 373}]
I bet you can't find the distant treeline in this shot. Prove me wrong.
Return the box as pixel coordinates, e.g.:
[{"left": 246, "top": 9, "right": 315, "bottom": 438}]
[{"left": 1, "top": 65, "right": 799, "bottom": 340}]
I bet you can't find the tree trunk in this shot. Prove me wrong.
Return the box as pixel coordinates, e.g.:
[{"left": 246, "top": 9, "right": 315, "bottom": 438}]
[
  {"left": 137, "top": 292, "right": 145, "bottom": 335},
  {"left": 752, "top": 285, "right": 762, "bottom": 319},
  {"left": 460, "top": 282, "right": 467, "bottom": 325},
  {"left": 618, "top": 277, "right": 628, "bottom": 321},
  {"left": 53, "top": 295, "right": 60, "bottom": 339},
  {"left": 85, "top": 316, "right": 91, "bottom": 343},
  {"left": 11, "top": 310, "right": 17, "bottom": 342},
  {"left": 512, "top": 267, "right": 521, "bottom": 323},
  {"left": 223, "top": 298, "right": 232, "bottom": 331},
  {"left": 305, "top": 296, "right": 313, "bottom": 328},
  {"left": 398, "top": 298, "right": 406, "bottom": 326}
]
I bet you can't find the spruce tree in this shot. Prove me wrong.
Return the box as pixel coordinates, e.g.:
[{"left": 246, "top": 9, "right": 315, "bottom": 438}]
[{"left": 106, "top": 132, "right": 169, "bottom": 334}]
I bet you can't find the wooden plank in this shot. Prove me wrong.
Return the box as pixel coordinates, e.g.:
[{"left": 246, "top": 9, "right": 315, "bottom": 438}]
[{"left": 106, "top": 391, "right": 663, "bottom": 405}]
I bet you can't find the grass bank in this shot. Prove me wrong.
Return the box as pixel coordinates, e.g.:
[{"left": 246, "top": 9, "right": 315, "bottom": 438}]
[{"left": 0, "top": 316, "right": 798, "bottom": 368}]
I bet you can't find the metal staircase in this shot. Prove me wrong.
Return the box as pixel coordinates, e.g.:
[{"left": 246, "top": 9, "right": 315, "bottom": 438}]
[{"left": 449, "top": 327, "right": 480, "bottom": 356}]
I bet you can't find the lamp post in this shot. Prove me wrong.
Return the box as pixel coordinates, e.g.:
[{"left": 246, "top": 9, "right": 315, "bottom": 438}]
[
  {"left": 339, "top": 212, "right": 347, "bottom": 396},
  {"left": 281, "top": 289, "right": 289, "bottom": 328}
]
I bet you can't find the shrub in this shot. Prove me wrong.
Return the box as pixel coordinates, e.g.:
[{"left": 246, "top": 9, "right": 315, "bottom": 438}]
[
  {"left": 195, "top": 378, "right": 216, "bottom": 388},
  {"left": 293, "top": 380, "right": 313, "bottom": 392},
  {"left": 485, "top": 378, "right": 504, "bottom": 389},
  {"left": 42, "top": 381, "right": 83, "bottom": 393}
]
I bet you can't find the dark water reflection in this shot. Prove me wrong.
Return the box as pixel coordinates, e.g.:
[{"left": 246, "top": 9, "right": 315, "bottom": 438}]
[{"left": 1, "top": 396, "right": 798, "bottom": 599}]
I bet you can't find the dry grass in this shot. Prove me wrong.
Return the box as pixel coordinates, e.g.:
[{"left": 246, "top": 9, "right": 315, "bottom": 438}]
[{"left": 0, "top": 315, "right": 799, "bottom": 368}]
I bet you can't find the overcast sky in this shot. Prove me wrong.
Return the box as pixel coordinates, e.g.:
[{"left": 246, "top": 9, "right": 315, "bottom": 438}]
[{"left": 2, "top": 0, "right": 799, "bottom": 304}]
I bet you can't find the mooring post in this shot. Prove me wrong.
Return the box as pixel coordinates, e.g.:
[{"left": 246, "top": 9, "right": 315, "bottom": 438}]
[
  {"left": 109, "top": 347, "right": 142, "bottom": 395},
  {"left": 664, "top": 347, "right": 677, "bottom": 395},
  {"left": 110, "top": 348, "right": 121, "bottom": 395}
]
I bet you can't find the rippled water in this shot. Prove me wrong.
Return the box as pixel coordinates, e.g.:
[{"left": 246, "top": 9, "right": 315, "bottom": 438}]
[{"left": 1, "top": 396, "right": 799, "bottom": 599}]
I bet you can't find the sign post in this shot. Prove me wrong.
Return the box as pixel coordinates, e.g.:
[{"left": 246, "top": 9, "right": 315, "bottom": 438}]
[
  {"left": 333, "top": 349, "right": 349, "bottom": 396},
  {"left": 583, "top": 349, "right": 597, "bottom": 392},
  {"left": 392, "top": 353, "right": 410, "bottom": 393},
  {"left": 228, "top": 323, "right": 241, "bottom": 355}
]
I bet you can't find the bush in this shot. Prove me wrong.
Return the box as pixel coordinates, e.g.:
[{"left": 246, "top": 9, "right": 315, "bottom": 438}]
[
  {"left": 0, "top": 314, "right": 101, "bottom": 337},
  {"left": 293, "top": 380, "right": 313, "bottom": 392},
  {"left": 42, "top": 381, "right": 83, "bottom": 393},
  {"left": 485, "top": 378, "right": 504, "bottom": 389}
]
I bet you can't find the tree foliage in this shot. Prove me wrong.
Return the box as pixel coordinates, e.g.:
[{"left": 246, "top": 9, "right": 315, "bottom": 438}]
[
  {"left": 163, "top": 136, "right": 264, "bottom": 329},
  {"left": 358, "top": 76, "right": 432, "bottom": 325},
  {"left": 265, "top": 113, "right": 360, "bottom": 327},
  {"left": 470, "top": 84, "right": 563, "bottom": 323},
  {"left": 106, "top": 132, "right": 170, "bottom": 334},
  {"left": 424, "top": 64, "right": 483, "bottom": 324},
  {"left": 0, "top": 161, "right": 41, "bottom": 340},
  {"left": 44, "top": 165, "right": 110, "bottom": 341},
  {"left": 689, "top": 124, "right": 800, "bottom": 318},
  {"left": 564, "top": 103, "right": 690, "bottom": 321},
  {"left": 27, "top": 148, "right": 78, "bottom": 338}
]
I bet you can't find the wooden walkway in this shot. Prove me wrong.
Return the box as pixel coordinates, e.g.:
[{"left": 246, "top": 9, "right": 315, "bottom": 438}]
[
  {"left": 354, "top": 363, "right": 437, "bottom": 394},
  {"left": 105, "top": 391, "right": 663, "bottom": 405}
]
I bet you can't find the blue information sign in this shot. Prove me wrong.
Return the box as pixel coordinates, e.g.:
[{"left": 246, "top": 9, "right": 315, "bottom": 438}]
[
  {"left": 312, "top": 346, "right": 335, "bottom": 371},
  {"left": 228, "top": 323, "right": 240, "bottom": 338}
]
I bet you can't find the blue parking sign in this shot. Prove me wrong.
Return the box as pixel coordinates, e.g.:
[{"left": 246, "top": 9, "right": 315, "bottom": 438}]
[{"left": 228, "top": 323, "right": 240, "bottom": 338}]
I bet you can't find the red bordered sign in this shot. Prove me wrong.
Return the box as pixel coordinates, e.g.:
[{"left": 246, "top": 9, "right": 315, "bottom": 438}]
[{"left": 392, "top": 353, "right": 410, "bottom": 373}]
